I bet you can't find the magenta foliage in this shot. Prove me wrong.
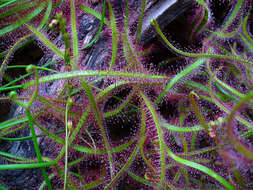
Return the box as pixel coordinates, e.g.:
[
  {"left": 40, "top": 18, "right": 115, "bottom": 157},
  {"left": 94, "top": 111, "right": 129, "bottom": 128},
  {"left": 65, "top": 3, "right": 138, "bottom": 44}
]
[{"left": 0, "top": 0, "right": 253, "bottom": 189}]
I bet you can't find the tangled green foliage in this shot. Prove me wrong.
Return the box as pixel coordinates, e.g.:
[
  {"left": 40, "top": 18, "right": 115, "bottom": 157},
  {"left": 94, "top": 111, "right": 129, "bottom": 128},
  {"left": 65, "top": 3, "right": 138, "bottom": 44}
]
[{"left": 0, "top": 0, "right": 252, "bottom": 189}]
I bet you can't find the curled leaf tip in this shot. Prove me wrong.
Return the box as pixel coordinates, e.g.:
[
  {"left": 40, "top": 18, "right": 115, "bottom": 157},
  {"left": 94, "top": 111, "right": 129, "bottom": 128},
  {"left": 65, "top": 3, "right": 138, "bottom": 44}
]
[
  {"left": 9, "top": 91, "right": 17, "bottom": 99},
  {"left": 26, "top": 65, "right": 36, "bottom": 73},
  {"left": 150, "top": 18, "right": 155, "bottom": 25}
]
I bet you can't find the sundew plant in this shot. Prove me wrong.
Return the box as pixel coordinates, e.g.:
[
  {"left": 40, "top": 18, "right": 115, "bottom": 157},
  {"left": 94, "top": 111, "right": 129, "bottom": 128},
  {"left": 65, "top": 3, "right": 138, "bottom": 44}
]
[{"left": 0, "top": 0, "right": 252, "bottom": 189}]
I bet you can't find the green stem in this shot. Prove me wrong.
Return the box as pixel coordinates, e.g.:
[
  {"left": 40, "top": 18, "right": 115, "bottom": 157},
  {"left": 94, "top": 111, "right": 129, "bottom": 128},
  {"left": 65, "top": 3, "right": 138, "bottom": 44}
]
[
  {"left": 63, "top": 98, "right": 73, "bottom": 190},
  {"left": 27, "top": 110, "right": 53, "bottom": 190}
]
